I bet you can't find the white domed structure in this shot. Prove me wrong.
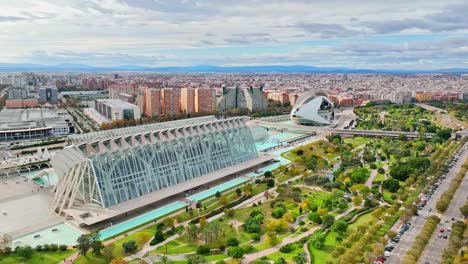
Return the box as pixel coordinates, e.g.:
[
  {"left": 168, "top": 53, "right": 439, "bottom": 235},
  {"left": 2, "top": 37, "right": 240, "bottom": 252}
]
[{"left": 290, "top": 91, "right": 335, "bottom": 126}]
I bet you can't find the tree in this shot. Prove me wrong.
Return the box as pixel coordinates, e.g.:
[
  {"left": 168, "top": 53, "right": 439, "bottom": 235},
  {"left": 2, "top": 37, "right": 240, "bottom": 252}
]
[
  {"left": 460, "top": 202, "right": 468, "bottom": 218},
  {"left": 215, "top": 191, "right": 221, "bottom": 198},
  {"left": 266, "top": 179, "right": 275, "bottom": 188},
  {"left": 243, "top": 218, "right": 261, "bottom": 233},
  {"left": 308, "top": 212, "right": 322, "bottom": 224},
  {"left": 103, "top": 244, "right": 115, "bottom": 263},
  {"left": 76, "top": 234, "right": 92, "bottom": 256},
  {"left": 235, "top": 188, "right": 242, "bottom": 196},
  {"left": 390, "top": 164, "right": 414, "bottom": 181},
  {"left": 91, "top": 239, "right": 104, "bottom": 256},
  {"left": 228, "top": 246, "right": 245, "bottom": 259},
  {"left": 296, "top": 149, "right": 304, "bottom": 156},
  {"left": 265, "top": 232, "right": 279, "bottom": 246},
  {"left": 322, "top": 214, "right": 335, "bottom": 229},
  {"left": 332, "top": 220, "right": 348, "bottom": 235},
  {"left": 122, "top": 240, "right": 138, "bottom": 254},
  {"left": 264, "top": 171, "right": 273, "bottom": 177},
  {"left": 352, "top": 196, "right": 362, "bottom": 206},
  {"left": 382, "top": 179, "right": 400, "bottom": 192},
  {"left": 349, "top": 167, "right": 370, "bottom": 184},
  {"left": 310, "top": 232, "right": 326, "bottom": 249},
  {"left": 17, "top": 246, "right": 33, "bottom": 260},
  {"left": 226, "top": 237, "right": 239, "bottom": 247},
  {"left": 153, "top": 229, "right": 165, "bottom": 244}
]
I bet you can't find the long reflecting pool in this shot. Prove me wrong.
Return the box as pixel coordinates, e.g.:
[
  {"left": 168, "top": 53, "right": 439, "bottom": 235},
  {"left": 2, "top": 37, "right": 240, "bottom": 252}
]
[{"left": 99, "top": 201, "right": 187, "bottom": 240}]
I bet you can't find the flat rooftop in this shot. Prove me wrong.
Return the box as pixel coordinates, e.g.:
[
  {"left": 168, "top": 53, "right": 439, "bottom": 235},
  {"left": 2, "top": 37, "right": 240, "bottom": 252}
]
[
  {"left": 96, "top": 99, "right": 138, "bottom": 109},
  {"left": 0, "top": 108, "right": 71, "bottom": 130}
]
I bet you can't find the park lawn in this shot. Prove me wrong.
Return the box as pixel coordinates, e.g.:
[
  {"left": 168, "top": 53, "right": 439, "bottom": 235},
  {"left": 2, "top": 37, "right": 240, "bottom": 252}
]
[
  {"left": 343, "top": 137, "right": 372, "bottom": 149},
  {"left": 75, "top": 226, "right": 155, "bottom": 264},
  {"left": 374, "top": 173, "right": 386, "bottom": 182},
  {"left": 348, "top": 212, "right": 375, "bottom": 230},
  {"left": 73, "top": 253, "right": 108, "bottom": 264},
  {"left": 234, "top": 201, "right": 273, "bottom": 222},
  {"left": 169, "top": 254, "right": 229, "bottom": 264},
  {"left": 0, "top": 250, "right": 76, "bottom": 264},
  {"left": 252, "top": 183, "right": 269, "bottom": 195},
  {"left": 309, "top": 231, "right": 339, "bottom": 264},
  {"left": 152, "top": 239, "right": 198, "bottom": 254},
  {"left": 303, "top": 189, "right": 332, "bottom": 208},
  {"left": 266, "top": 244, "right": 305, "bottom": 262},
  {"left": 382, "top": 190, "right": 395, "bottom": 204}
]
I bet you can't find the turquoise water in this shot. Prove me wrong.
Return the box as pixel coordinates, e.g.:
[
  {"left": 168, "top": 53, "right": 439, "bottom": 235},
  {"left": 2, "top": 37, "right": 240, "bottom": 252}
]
[
  {"left": 246, "top": 156, "right": 292, "bottom": 178},
  {"left": 99, "top": 201, "right": 187, "bottom": 240},
  {"left": 255, "top": 131, "right": 303, "bottom": 151},
  {"left": 187, "top": 177, "right": 249, "bottom": 201},
  {"left": 12, "top": 223, "right": 83, "bottom": 247}
]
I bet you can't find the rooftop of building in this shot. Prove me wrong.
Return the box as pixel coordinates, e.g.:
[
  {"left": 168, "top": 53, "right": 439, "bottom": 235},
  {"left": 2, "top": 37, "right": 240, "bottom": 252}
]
[
  {"left": 95, "top": 99, "right": 138, "bottom": 109},
  {"left": 0, "top": 108, "right": 71, "bottom": 130},
  {"left": 66, "top": 115, "right": 222, "bottom": 144}
]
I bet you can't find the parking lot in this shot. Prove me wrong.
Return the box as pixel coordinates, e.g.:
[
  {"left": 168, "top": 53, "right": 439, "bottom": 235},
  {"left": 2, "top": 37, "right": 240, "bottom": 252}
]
[{"left": 385, "top": 143, "right": 467, "bottom": 264}]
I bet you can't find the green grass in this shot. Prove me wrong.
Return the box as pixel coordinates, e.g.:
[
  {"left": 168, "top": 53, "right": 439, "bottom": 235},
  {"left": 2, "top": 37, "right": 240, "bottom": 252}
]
[
  {"left": 266, "top": 243, "right": 305, "bottom": 262},
  {"left": 348, "top": 212, "right": 375, "bottom": 230},
  {"left": 374, "top": 173, "right": 386, "bottom": 182},
  {"left": 343, "top": 137, "right": 372, "bottom": 148},
  {"left": 309, "top": 231, "right": 338, "bottom": 264},
  {"left": 0, "top": 250, "right": 76, "bottom": 264},
  {"left": 75, "top": 226, "right": 155, "bottom": 263},
  {"left": 152, "top": 239, "right": 199, "bottom": 254}
]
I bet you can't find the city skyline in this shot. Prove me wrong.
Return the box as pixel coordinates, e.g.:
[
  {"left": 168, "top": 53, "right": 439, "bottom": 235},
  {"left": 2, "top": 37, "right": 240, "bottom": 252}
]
[{"left": 1, "top": 0, "right": 468, "bottom": 70}]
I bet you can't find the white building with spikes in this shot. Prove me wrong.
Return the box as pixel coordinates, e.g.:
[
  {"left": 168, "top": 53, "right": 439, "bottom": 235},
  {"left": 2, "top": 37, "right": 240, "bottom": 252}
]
[{"left": 51, "top": 116, "right": 270, "bottom": 226}]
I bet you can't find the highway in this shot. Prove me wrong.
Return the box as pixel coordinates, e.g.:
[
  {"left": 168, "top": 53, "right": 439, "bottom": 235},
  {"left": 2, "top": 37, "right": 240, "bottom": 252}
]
[
  {"left": 418, "top": 144, "right": 468, "bottom": 264},
  {"left": 386, "top": 143, "right": 466, "bottom": 264}
]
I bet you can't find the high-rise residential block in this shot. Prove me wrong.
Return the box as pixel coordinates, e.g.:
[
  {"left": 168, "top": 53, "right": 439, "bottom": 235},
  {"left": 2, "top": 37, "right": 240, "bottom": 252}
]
[
  {"left": 39, "top": 87, "right": 58, "bottom": 103},
  {"left": 145, "top": 88, "right": 162, "bottom": 117},
  {"left": 161, "top": 88, "right": 180, "bottom": 115},
  {"left": 195, "top": 88, "right": 216, "bottom": 113},
  {"left": 181, "top": 88, "right": 195, "bottom": 114}
]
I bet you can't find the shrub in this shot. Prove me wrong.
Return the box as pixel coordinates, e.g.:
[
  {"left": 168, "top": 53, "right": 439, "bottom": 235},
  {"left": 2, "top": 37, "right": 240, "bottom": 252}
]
[
  {"left": 59, "top": 245, "right": 67, "bottom": 251},
  {"left": 197, "top": 245, "right": 211, "bottom": 255},
  {"left": 228, "top": 246, "right": 244, "bottom": 259},
  {"left": 250, "top": 233, "right": 261, "bottom": 241},
  {"left": 226, "top": 237, "right": 239, "bottom": 247},
  {"left": 266, "top": 179, "right": 275, "bottom": 188},
  {"left": 122, "top": 240, "right": 138, "bottom": 254},
  {"left": 242, "top": 244, "right": 254, "bottom": 253},
  {"left": 280, "top": 244, "right": 294, "bottom": 253}
]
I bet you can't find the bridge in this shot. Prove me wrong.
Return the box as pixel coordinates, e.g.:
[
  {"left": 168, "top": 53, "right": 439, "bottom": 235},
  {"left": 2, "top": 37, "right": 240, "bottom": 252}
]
[{"left": 254, "top": 120, "right": 434, "bottom": 139}]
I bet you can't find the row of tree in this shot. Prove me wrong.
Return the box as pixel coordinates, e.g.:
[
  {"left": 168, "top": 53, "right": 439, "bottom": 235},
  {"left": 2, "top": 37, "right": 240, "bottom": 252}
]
[
  {"left": 441, "top": 221, "right": 466, "bottom": 264},
  {"left": 402, "top": 215, "right": 440, "bottom": 263},
  {"left": 435, "top": 160, "right": 468, "bottom": 212}
]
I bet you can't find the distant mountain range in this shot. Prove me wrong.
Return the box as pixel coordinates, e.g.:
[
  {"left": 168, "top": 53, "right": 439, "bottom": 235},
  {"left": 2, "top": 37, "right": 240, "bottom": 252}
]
[{"left": 1, "top": 63, "right": 468, "bottom": 74}]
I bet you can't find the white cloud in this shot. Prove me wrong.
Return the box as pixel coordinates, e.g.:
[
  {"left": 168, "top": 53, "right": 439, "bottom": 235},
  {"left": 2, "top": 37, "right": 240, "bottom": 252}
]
[{"left": 0, "top": 0, "right": 467, "bottom": 69}]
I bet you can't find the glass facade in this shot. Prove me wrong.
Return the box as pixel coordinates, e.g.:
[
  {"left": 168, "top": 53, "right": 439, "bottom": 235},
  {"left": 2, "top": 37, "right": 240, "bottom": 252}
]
[{"left": 52, "top": 117, "right": 258, "bottom": 212}]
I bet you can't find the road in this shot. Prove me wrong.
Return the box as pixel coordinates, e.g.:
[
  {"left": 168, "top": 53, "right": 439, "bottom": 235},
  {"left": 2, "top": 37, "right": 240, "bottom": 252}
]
[
  {"left": 386, "top": 143, "right": 466, "bottom": 264},
  {"left": 418, "top": 145, "right": 468, "bottom": 264}
]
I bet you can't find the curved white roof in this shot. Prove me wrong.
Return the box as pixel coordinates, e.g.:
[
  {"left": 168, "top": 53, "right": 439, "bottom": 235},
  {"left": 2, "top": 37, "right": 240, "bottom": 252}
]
[{"left": 290, "top": 91, "right": 334, "bottom": 126}]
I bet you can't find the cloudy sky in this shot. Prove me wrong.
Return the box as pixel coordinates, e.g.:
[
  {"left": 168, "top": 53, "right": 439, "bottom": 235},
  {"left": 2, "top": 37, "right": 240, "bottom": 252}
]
[{"left": 1, "top": 0, "right": 468, "bottom": 69}]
